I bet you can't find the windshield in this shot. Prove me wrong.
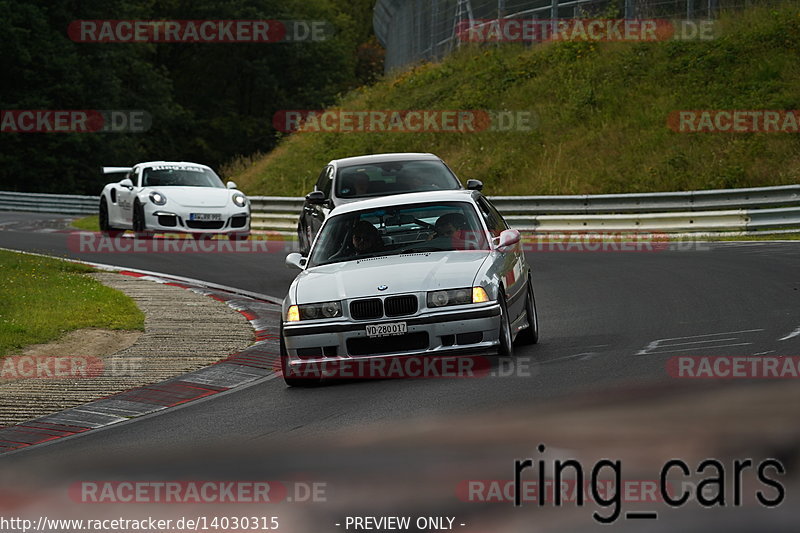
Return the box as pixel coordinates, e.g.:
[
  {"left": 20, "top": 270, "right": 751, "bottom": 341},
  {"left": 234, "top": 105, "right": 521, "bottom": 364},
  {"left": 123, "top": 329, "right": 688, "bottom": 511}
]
[
  {"left": 142, "top": 164, "right": 224, "bottom": 188},
  {"left": 308, "top": 201, "right": 489, "bottom": 267},
  {"left": 335, "top": 160, "right": 461, "bottom": 199}
]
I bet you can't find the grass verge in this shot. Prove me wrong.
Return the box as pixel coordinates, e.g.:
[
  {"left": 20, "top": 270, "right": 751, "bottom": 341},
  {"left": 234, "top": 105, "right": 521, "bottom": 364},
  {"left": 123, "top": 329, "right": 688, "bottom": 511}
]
[
  {"left": 228, "top": 2, "right": 800, "bottom": 197},
  {"left": 0, "top": 250, "right": 144, "bottom": 357},
  {"left": 71, "top": 215, "right": 99, "bottom": 232}
]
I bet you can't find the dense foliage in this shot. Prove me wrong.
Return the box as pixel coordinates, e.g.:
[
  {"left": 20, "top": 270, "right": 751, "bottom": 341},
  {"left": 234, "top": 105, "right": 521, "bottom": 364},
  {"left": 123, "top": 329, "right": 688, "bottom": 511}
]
[{"left": 0, "top": 0, "right": 380, "bottom": 194}]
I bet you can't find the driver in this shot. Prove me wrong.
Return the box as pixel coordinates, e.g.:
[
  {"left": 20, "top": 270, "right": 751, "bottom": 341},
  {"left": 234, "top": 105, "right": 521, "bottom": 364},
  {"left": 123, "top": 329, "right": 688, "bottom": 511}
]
[
  {"left": 351, "top": 220, "right": 383, "bottom": 254},
  {"left": 433, "top": 212, "right": 468, "bottom": 238}
]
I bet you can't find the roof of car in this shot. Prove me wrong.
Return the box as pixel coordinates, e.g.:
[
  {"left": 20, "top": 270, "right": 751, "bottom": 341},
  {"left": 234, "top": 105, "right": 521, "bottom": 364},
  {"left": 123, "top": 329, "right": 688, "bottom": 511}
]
[
  {"left": 330, "top": 190, "right": 479, "bottom": 216},
  {"left": 330, "top": 153, "right": 440, "bottom": 167},
  {"left": 134, "top": 161, "right": 212, "bottom": 170}
]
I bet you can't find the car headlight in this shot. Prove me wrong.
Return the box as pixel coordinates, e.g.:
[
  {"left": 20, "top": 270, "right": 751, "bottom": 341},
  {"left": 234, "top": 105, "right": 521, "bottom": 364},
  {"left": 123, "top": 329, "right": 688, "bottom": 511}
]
[
  {"left": 286, "top": 301, "right": 342, "bottom": 322},
  {"left": 232, "top": 193, "right": 247, "bottom": 207},
  {"left": 427, "top": 287, "right": 488, "bottom": 308},
  {"left": 149, "top": 191, "right": 166, "bottom": 205}
]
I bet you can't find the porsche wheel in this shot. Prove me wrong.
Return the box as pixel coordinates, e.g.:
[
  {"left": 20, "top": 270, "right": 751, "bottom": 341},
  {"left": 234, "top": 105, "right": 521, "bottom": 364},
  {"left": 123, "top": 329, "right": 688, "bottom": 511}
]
[{"left": 99, "top": 199, "right": 122, "bottom": 237}]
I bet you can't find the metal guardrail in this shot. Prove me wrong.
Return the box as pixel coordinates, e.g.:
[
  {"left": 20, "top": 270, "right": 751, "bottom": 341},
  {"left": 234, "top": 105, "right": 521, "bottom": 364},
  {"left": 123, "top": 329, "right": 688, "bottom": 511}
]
[
  {"left": 0, "top": 191, "right": 99, "bottom": 215},
  {"left": 2, "top": 185, "right": 800, "bottom": 234}
]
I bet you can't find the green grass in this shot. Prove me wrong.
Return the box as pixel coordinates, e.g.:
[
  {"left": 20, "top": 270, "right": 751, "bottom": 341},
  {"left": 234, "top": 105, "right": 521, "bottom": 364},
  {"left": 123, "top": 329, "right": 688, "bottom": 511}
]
[
  {"left": 0, "top": 250, "right": 145, "bottom": 357},
  {"left": 227, "top": 3, "right": 800, "bottom": 196},
  {"left": 71, "top": 215, "right": 99, "bottom": 232}
]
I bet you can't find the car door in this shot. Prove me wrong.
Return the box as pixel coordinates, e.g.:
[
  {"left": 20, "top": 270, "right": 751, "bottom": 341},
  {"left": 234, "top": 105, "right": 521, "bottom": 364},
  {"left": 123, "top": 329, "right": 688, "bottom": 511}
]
[
  {"left": 303, "top": 165, "right": 334, "bottom": 247},
  {"left": 477, "top": 196, "right": 527, "bottom": 320},
  {"left": 116, "top": 169, "right": 140, "bottom": 227}
]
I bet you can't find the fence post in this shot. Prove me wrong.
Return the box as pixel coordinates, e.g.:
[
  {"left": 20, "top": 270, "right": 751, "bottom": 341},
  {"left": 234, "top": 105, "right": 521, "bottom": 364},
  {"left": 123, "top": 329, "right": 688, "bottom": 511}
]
[
  {"left": 625, "top": 0, "right": 634, "bottom": 18},
  {"left": 687, "top": 0, "right": 695, "bottom": 19}
]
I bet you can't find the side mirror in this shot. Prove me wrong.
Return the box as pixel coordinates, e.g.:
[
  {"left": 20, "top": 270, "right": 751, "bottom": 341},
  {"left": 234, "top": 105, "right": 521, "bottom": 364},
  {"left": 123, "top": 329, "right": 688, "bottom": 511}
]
[
  {"left": 119, "top": 178, "right": 133, "bottom": 189},
  {"left": 226, "top": 181, "right": 238, "bottom": 189},
  {"left": 285, "top": 252, "right": 307, "bottom": 270},
  {"left": 305, "top": 191, "right": 326, "bottom": 205},
  {"left": 466, "top": 179, "right": 483, "bottom": 191},
  {"left": 495, "top": 229, "right": 521, "bottom": 252}
]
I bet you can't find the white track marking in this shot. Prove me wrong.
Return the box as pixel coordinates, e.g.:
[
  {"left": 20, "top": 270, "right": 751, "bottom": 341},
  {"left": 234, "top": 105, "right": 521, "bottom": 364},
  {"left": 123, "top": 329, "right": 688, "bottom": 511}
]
[
  {"left": 636, "top": 329, "right": 763, "bottom": 355},
  {"left": 779, "top": 326, "right": 800, "bottom": 342}
]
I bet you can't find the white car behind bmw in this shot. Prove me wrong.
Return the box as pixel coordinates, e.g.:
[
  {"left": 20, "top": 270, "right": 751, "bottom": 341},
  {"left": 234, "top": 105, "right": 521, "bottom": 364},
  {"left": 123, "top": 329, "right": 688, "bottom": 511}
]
[{"left": 98, "top": 161, "right": 250, "bottom": 239}]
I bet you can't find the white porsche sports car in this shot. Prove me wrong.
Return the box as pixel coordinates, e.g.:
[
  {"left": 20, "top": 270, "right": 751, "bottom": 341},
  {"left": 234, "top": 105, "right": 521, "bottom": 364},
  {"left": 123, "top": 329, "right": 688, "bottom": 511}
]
[{"left": 98, "top": 161, "right": 250, "bottom": 239}]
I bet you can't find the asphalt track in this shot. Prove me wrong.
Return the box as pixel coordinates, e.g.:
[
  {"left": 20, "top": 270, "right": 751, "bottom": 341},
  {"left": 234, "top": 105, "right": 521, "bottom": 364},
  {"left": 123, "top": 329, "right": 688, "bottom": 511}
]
[{"left": 1, "top": 211, "right": 799, "bottom": 531}]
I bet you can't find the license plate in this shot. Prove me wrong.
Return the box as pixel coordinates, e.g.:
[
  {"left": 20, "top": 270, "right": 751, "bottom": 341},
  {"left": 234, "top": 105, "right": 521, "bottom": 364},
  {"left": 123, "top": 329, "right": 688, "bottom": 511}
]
[
  {"left": 189, "top": 213, "right": 221, "bottom": 221},
  {"left": 366, "top": 322, "right": 407, "bottom": 338}
]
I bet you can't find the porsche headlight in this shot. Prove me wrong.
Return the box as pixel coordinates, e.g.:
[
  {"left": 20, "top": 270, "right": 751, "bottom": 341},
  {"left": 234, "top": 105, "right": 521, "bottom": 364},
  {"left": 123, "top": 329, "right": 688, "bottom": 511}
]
[
  {"left": 232, "top": 193, "right": 247, "bottom": 207},
  {"left": 149, "top": 191, "right": 166, "bottom": 205},
  {"left": 427, "top": 287, "right": 487, "bottom": 308},
  {"left": 294, "top": 301, "right": 342, "bottom": 320}
]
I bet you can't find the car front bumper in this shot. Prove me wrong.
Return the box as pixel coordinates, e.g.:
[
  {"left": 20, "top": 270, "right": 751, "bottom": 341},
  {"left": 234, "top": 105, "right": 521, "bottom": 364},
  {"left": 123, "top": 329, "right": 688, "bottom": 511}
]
[
  {"left": 282, "top": 303, "right": 502, "bottom": 369},
  {"left": 143, "top": 203, "right": 250, "bottom": 235}
]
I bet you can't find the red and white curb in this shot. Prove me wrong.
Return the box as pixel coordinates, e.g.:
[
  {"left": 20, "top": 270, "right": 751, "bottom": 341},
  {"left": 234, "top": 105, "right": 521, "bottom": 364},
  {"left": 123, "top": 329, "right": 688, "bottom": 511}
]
[{"left": 0, "top": 262, "right": 283, "bottom": 455}]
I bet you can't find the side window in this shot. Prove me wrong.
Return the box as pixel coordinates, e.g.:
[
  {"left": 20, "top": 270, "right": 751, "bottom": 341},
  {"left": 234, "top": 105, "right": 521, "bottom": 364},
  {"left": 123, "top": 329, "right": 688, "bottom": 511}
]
[
  {"left": 315, "top": 166, "right": 333, "bottom": 198},
  {"left": 476, "top": 197, "right": 506, "bottom": 237}
]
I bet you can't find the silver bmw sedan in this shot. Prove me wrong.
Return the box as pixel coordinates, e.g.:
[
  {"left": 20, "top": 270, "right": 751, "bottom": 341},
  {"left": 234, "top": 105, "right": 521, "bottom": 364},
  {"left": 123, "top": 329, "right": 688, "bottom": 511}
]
[{"left": 280, "top": 189, "right": 538, "bottom": 386}]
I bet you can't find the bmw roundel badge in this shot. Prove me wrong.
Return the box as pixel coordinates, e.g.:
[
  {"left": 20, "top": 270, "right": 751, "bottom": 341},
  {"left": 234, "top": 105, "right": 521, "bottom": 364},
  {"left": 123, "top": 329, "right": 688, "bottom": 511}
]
[{"left": 378, "top": 285, "right": 388, "bottom": 291}]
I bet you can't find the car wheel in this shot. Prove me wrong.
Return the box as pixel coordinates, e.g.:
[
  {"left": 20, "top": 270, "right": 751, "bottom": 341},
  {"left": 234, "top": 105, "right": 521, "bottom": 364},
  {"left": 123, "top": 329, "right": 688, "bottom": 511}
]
[
  {"left": 516, "top": 277, "right": 539, "bottom": 345},
  {"left": 497, "top": 290, "right": 514, "bottom": 357},
  {"left": 132, "top": 200, "right": 150, "bottom": 237},
  {"left": 280, "top": 325, "right": 320, "bottom": 387},
  {"left": 99, "top": 199, "right": 121, "bottom": 237}
]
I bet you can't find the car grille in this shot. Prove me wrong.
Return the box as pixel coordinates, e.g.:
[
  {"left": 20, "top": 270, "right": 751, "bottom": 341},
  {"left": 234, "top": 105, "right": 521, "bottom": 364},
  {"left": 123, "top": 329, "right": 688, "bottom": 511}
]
[
  {"left": 230, "top": 215, "right": 248, "bottom": 228},
  {"left": 349, "top": 295, "right": 418, "bottom": 320},
  {"left": 350, "top": 298, "right": 383, "bottom": 320},
  {"left": 347, "top": 332, "right": 429, "bottom": 356},
  {"left": 384, "top": 295, "right": 417, "bottom": 317},
  {"left": 157, "top": 214, "right": 177, "bottom": 227},
  {"left": 186, "top": 220, "right": 224, "bottom": 230}
]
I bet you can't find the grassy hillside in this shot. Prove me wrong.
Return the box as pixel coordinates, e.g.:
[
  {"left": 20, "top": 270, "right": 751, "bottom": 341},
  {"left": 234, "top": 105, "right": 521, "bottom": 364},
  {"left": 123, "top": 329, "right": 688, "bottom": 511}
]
[{"left": 227, "top": 3, "right": 800, "bottom": 196}]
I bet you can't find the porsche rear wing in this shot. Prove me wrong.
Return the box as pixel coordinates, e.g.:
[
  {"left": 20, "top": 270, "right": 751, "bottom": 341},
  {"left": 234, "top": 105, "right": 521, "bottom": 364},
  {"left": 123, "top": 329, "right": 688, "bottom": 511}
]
[{"left": 102, "top": 166, "right": 133, "bottom": 174}]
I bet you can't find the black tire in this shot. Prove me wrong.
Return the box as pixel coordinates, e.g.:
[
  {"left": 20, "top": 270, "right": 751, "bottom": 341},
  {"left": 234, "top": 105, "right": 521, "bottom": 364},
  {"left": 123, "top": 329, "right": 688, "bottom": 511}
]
[
  {"left": 298, "top": 222, "right": 312, "bottom": 255},
  {"left": 132, "top": 200, "right": 148, "bottom": 236},
  {"left": 516, "top": 277, "right": 539, "bottom": 345},
  {"left": 497, "top": 290, "right": 514, "bottom": 357},
  {"left": 99, "top": 199, "right": 121, "bottom": 237},
  {"left": 280, "top": 324, "right": 320, "bottom": 387}
]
